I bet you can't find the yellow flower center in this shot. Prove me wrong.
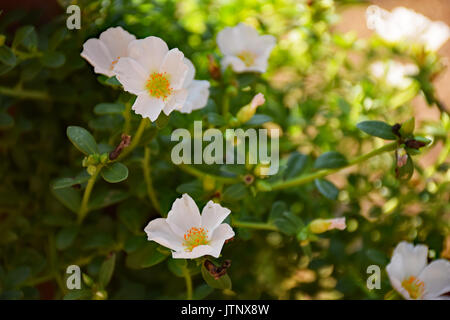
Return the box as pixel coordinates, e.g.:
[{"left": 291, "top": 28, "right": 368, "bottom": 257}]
[
  {"left": 401, "top": 276, "right": 425, "bottom": 299},
  {"left": 146, "top": 72, "right": 173, "bottom": 100},
  {"left": 183, "top": 227, "right": 209, "bottom": 252},
  {"left": 110, "top": 57, "right": 120, "bottom": 70},
  {"left": 237, "top": 50, "right": 256, "bottom": 67}
]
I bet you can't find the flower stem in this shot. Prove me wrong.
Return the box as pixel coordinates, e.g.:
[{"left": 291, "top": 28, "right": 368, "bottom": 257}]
[
  {"left": 177, "top": 163, "right": 240, "bottom": 184},
  {"left": 0, "top": 86, "right": 50, "bottom": 100},
  {"left": 269, "top": 142, "right": 397, "bottom": 191},
  {"left": 182, "top": 267, "right": 193, "bottom": 300},
  {"left": 116, "top": 118, "right": 149, "bottom": 161},
  {"left": 143, "top": 147, "right": 161, "bottom": 213},
  {"left": 78, "top": 166, "right": 102, "bottom": 224},
  {"left": 232, "top": 219, "right": 278, "bottom": 231}
]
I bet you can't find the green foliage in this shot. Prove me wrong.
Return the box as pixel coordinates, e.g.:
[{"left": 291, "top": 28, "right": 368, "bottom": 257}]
[{"left": 0, "top": 0, "right": 449, "bottom": 301}]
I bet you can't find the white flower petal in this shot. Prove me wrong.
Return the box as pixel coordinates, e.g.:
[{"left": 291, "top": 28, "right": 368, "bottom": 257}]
[
  {"left": 183, "top": 58, "right": 196, "bottom": 88},
  {"left": 166, "top": 194, "right": 202, "bottom": 237},
  {"left": 421, "top": 21, "right": 450, "bottom": 51},
  {"left": 181, "top": 80, "right": 210, "bottom": 113},
  {"left": 128, "top": 36, "right": 169, "bottom": 72},
  {"left": 113, "top": 57, "right": 147, "bottom": 95},
  {"left": 99, "top": 26, "right": 136, "bottom": 59},
  {"left": 132, "top": 94, "right": 164, "bottom": 121},
  {"left": 201, "top": 201, "right": 231, "bottom": 235},
  {"left": 172, "top": 245, "right": 213, "bottom": 259},
  {"left": 81, "top": 38, "right": 115, "bottom": 77},
  {"left": 221, "top": 55, "right": 247, "bottom": 73},
  {"left": 160, "top": 48, "right": 188, "bottom": 90},
  {"left": 217, "top": 26, "right": 245, "bottom": 56},
  {"left": 163, "top": 89, "right": 188, "bottom": 115},
  {"left": 144, "top": 218, "right": 184, "bottom": 251},
  {"left": 251, "top": 34, "right": 276, "bottom": 56},
  {"left": 208, "top": 224, "right": 235, "bottom": 258},
  {"left": 392, "top": 241, "right": 428, "bottom": 278},
  {"left": 235, "top": 23, "right": 260, "bottom": 48},
  {"left": 419, "top": 260, "right": 450, "bottom": 299}
]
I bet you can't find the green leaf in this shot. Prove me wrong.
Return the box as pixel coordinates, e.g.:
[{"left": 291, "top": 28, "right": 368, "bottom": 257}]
[
  {"left": 52, "top": 187, "right": 81, "bottom": 213},
  {"left": 155, "top": 113, "right": 169, "bottom": 129},
  {"left": 63, "top": 289, "right": 91, "bottom": 300},
  {"left": 0, "top": 45, "right": 16, "bottom": 66},
  {"left": 126, "top": 242, "right": 169, "bottom": 269},
  {"left": 396, "top": 155, "right": 414, "bottom": 181},
  {"left": 99, "top": 253, "right": 116, "bottom": 289},
  {"left": 314, "top": 151, "right": 347, "bottom": 169},
  {"left": 5, "top": 266, "right": 31, "bottom": 289},
  {"left": 0, "top": 112, "right": 14, "bottom": 129},
  {"left": 357, "top": 121, "right": 397, "bottom": 140},
  {"left": 273, "top": 211, "right": 303, "bottom": 236},
  {"left": 315, "top": 179, "right": 339, "bottom": 200},
  {"left": 66, "top": 126, "right": 98, "bottom": 155},
  {"left": 12, "top": 26, "right": 37, "bottom": 50},
  {"left": 105, "top": 76, "right": 121, "bottom": 86},
  {"left": 207, "top": 113, "right": 226, "bottom": 126},
  {"left": 56, "top": 226, "right": 79, "bottom": 250},
  {"left": 176, "top": 180, "right": 203, "bottom": 198},
  {"left": 52, "top": 172, "right": 90, "bottom": 189},
  {"left": 284, "top": 152, "right": 308, "bottom": 179},
  {"left": 222, "top": 183, "right": 247, "bottom": 201},
  {"left": 167, "top": 259, "right": 187, "bottom": 277},
  {"left": 201, "top": 263, "right": 232, "bottom": 290},
  {"left": 49, "top": 28, "right": 67, "bottom": 50},
  {"left": 94, "top": 103, "right": 125, "bottom": 115},
  {"left": 245, "top": 114, "right": 272, "bottom": 126},
  {"left": 40, "top": 51, "right": 65, "bottom": 68},
  {"left": 88, "top": 189, "right": 128, "bottom": 211},
  {"left": 101, "top": 163, "right": 128, "bottom": 183}
]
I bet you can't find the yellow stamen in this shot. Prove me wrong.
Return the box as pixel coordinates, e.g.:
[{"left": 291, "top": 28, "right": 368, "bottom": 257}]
[
  {"left": 401, "top": 276, "right": 425, "bottom": 299},
  {"left": 183, "top": 227, "right": 209, "bottom": 252},
  {"left": 145, "top": 72, "right": 173, "bottom": 100},
  {"left": 237, "top": 50, "right": 256, "bottom": 67}
]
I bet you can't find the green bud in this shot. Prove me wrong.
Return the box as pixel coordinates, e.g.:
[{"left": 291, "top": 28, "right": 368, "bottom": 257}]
[
  {"left": 93, "top": 290, "right": 108, "bottom": 300},
  {"left": 100, "top": 153, "right": 108, "bottom": 164},
  {"left": 399, "top": 117, "right": 415, "bottom": 136},
  {"left": 236, "top": 103, "right": 256, "bottom": 124},
  {"left": 87, "top": 165, "right": 97, "bottom": 176},
  {"left": 82, "top": 273, "right": 94, "bottom": 287},
  {"left": 202, "top": 175, "right": 216, "bottom": 191}
]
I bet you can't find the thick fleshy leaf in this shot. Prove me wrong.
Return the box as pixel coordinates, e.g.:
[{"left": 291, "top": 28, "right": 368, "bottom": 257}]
[
  {"left": 52, "top": 187, "right": 81, "bottom": 213},
  {"left": 56, "top": 226, "right": 79, "bottom": 250},
  {"left": 66, "top": 126, "right": 98, "bottom": 155},
  {"left": 0, "top": 46, "right": 16, "bottom": 67},
  {"left": 101, "top": 162, "right": 128, "bottom": 183},
  {"left": 126, "top": 242, "right": 169, "bottom": 269},
  {"left": 357, "top": 121, "right": 397, "bottom": 140},
  {"left": 99, "top": 253, "right": 116, "bottom": 289},
  {"left": 314, "top": 151, "right": 348, "bottom": 169},
  {"left": 88, "top": 189, "right": 129, "bottom": 211},
  {"left": 52, "top": 172, "right": 90, "bottom": 190},
  {"left": 94, "top": 103, "right": 125, "bottom": 115},
  {"left": 41, "top": 51, "right": 65, "bottom": 68},
  {"left": 284, "top": 152, "right": 308, "bottom": 179},
  {"left": 315, "top": 179, "right": 339, "bottom": 200},
  {"left": 12, "top": 25, "right": 37, "bottom": 50}
]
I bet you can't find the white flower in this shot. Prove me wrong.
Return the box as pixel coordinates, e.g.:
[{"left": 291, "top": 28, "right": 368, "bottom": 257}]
[
  {"left": 113, "top": 36, "right": 189, "bottom": 121},
  {"left": 81, "top": 27, "right": 136, "bottom": 77},
  {"left": 386, "top": 241, "right": 450, "bottom": 300},
  {"left": 366, "top": 5, "right": 450, "bottom": 51},
  {"left": 144, "top": 194, "right": 235, "bottom": 259},
  {"left": 179, "top": 58, "right": 210, "bottom": 114},
  {"left": 370, "top": 60, "right": 419, "bottom": 89},
  {"left": 217, "top": 23, "right": 276, "bottom": 73}
]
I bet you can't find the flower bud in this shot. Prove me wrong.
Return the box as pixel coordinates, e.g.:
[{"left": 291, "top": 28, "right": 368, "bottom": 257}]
[
  {"left": 100, "top": 153, "right": 109, "bottom": 164},
  {"left": 202, "top": 175, "right": 216, "bottom": 191},
  {"left": 93, "top": 290, "right": 108, "bottom": 300},
  {"left": 87, "top": 165, "right": 97, "bottom": 176},
  {"left": 399, "top": 117, "right": 415, "bottom": 136},
  {"left": 236, "top": 93, "right": 265, "bottom": 124},
  {"left": 309, "top": 218, "right": 346, "bottom": 234}
]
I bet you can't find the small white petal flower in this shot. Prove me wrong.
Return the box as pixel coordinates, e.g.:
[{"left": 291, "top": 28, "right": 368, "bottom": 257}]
[
  {"left": 386, "top": 241, "right": 450, "bottom": 300},
  {"left": 370, "top": 60, "right": 419, "bottom": 89},
  {"left": 144, "top": 194, "right": 235, "bottom": 259},
  {"left": 217, "top": 23, "right": 276, "bottom": 73},
  {"left": 179, "top": 58, "right": 210, "bottom": 113},
  {"left": 81, "top": 26, "right": 136, "bottom": 77},
  {"left": 113, "top": 36, "right": 189, "bottom": 121},
  {"left": 366, "top": 6, "right": 450, "bottom": 51}
]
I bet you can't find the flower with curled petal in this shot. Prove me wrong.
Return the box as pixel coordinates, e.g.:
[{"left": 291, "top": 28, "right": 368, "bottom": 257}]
[
  {"left": 144, "top": 194, "right": 235, "bottom": 259},
  {"left": 179, "top": 58, "right": 210, "bottom": 114},
  {"left": 81, "top": 26, "right": 136, "bottom": 77}
]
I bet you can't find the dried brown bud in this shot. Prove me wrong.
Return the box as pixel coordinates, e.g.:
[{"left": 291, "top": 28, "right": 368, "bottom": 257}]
[
  {"left": 208, "top": 54, "right": 221, "bottom": 81},
  {"left": 392, "top": 123, "right": 401, "bottom": 138},
  {"left": 109, "top": 134, "right": 131, "bottom": 160},
  {"left": 405, "top": 139, "right": 426, "bottom": 149},
  {"left": 204, "top": 259, "right": 231, "bottom": 280}
]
